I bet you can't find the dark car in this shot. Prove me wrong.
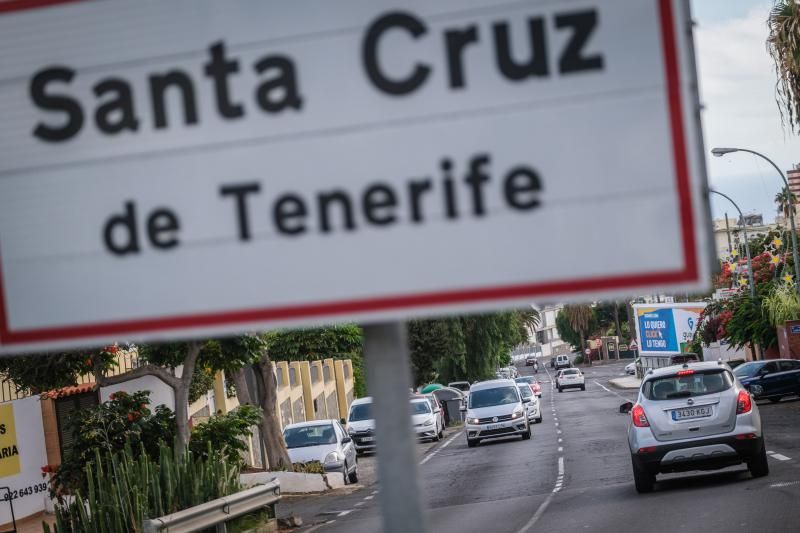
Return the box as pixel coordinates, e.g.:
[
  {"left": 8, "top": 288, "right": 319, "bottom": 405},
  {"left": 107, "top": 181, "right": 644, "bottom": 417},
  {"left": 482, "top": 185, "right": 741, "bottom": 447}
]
[{"left": 734, "top": 359, "right": 800, "bottom": 403}]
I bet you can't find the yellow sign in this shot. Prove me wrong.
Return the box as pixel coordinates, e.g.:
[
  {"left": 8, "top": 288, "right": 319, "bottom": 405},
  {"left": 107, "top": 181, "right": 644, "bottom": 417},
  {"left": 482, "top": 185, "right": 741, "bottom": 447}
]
[{"left": 0, "top": 404, "right": 20, "bottom": 478}]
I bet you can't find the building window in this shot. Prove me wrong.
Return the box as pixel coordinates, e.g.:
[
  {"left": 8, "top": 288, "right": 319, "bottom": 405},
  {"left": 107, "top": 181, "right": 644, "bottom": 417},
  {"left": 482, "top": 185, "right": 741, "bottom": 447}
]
[
  {"left": 55, "top": 392, "right": 99, "bottom": 458},
  {"left": 536, "top": 331, "right": 546, "bottom": 344}
]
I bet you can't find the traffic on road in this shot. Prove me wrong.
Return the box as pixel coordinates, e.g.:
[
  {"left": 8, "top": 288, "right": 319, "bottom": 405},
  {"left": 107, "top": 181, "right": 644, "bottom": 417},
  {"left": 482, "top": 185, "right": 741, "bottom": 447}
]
[{"left": 277, "top": 354, "right": 800, "bottom": 532}]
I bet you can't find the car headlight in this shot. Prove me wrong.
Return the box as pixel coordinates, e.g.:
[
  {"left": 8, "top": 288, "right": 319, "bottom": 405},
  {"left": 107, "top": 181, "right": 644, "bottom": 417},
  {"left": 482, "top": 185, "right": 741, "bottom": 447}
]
[
  {"left": 511, "top": 408, "right": 524, "bottom": 419},
  {"left": 423, "top": 419, "right": 434, "bottom": 426},
  {"left": 467, "top": 417, "right": 480, "bottom": 425},
  {"left": 324, "top": 451, "right": 343, "bottom": 464}
]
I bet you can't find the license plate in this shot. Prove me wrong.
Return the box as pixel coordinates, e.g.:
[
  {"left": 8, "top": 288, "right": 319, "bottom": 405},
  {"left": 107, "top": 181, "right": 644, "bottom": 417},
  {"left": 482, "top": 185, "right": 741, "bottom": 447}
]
[
  {"left": 360, "top": 436, "right": 375, "bottom": 442},
  {"left": 671, "top": 406, "right": 713, "bottom": 420},
  {"left": 486, "top": 423, "right": 504, "bottom": 430}
]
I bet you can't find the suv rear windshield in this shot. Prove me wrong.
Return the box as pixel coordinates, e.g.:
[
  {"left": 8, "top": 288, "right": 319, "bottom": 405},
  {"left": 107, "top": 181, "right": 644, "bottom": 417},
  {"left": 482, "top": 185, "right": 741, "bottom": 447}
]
[
  {"left": 348, "top": 402, "right": 372, "bottom": 421},
  {"left": 561, "top": 369, "right": 580, "bottom": 375},
  {"left": 643, "top": 369, "right": 733, "bottom": 400},
  {"left": 469, "top": 386, "right": 520, "bottom": 408}
]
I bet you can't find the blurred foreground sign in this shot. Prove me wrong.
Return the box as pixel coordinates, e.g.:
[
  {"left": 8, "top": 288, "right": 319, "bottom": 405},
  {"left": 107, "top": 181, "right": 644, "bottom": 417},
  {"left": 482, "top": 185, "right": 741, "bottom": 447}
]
[{"left": 0, "top": 0, "right": 709, "bottom": 353}]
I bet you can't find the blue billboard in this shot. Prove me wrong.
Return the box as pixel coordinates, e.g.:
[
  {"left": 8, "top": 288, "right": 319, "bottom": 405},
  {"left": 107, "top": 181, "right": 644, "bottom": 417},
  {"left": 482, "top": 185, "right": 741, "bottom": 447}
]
[{"left": 638, "top": 308, "right": 678, "bottom": 352}]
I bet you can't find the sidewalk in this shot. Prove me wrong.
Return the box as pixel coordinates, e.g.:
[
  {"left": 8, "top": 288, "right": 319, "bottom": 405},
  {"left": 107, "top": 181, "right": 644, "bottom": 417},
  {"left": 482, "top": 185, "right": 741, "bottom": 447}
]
[{"left": 608, "top": 376, "right": 641, "bottom": 390}]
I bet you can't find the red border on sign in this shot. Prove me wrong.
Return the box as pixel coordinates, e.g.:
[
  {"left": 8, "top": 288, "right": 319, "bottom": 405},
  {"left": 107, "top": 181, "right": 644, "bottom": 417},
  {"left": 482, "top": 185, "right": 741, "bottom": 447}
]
[
  {"left": 0, "top": 0, "right": 79, "bottom": 14},
  {"left": 0, "top": 0, "right": 699, "bottom": 346}
]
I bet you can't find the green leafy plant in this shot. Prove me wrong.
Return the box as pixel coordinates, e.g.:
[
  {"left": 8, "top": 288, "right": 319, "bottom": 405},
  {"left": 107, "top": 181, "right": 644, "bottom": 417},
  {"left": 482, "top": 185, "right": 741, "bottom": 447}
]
[
  {"left": 189, "top": 405, "right": 262, "bottom": 468},
  {"left": 52, "top": 391, "right": 175, "bottom": 496},
  {"left": 45, "top": 443, "right": 241, "bottom": 533},
  {"left": 763, "top": 282, "right": 800, "bottom": 326}
]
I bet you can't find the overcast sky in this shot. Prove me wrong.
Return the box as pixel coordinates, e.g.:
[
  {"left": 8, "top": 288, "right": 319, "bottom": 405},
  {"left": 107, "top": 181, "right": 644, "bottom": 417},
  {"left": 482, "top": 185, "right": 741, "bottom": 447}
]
[{"left": 692, "top": 0, "right": 800, "bottom": 222}]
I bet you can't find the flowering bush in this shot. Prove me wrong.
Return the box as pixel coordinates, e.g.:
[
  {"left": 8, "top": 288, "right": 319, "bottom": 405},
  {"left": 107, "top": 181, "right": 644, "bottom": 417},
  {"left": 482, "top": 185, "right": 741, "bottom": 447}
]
[{"left": 51, "top": 390, "right": 175, "bottom": 497}]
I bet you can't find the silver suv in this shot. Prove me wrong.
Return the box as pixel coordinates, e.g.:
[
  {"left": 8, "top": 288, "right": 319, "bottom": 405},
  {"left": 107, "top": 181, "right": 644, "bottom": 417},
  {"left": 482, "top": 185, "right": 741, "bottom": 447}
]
[{"left": 626, "top": 361, "right": 767, "bottom": 493}]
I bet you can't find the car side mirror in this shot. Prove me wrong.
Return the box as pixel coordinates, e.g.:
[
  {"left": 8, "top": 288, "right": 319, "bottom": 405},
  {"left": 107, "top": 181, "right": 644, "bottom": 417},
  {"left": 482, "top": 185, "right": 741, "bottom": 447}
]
[
  {"left": 460, "top": 405, "right": 467, "bottom": 412},
  {"left": 619, "top": 401, "right": 633, "bottom": 414},
  {"left": 340, "top": 418, "right": 347, "bottom": 426},
  {"left": 341, "top": 436, "right": 352, "bottom": 444}
]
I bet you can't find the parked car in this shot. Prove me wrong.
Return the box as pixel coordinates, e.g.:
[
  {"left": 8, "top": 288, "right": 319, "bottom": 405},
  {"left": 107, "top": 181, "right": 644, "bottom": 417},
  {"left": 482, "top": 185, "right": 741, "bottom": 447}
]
[
  {"left": 626, "top": 361, "right": 767, "bottom": 493},
  {"left": 556, "top": 368, "right": 585, "bottom": 392},
  {"left": 555, "top": 354, "right": 571, "bottom": 370},
  {"left": 410, "top": 396, "right": 444, "bottom": 442},
  {"left": 734, "top": 359, "right": 800, "bottom": 403},
  {"left": 283, "top": 420, "right": 359, "bottom": 484},
  {"left": 424, "top": 394, "right": 447, "bottom": 437},
  {"left": 625, "top": 360, "right": 638, "bottom": 375},
  {"left": 464, "top": 379, "right": 530, "bottom": 447},
  {"left": 517, "top": 384, "right": 542, "bottom": 424},
  {"left": 525, "top": 354, "right": 537, "bottom": 366},
  {"left": 514, "top": 376, "right": 542, "bottom": 398},
  {"left": 346, "top": 397, "right": 375, "bottom": 455}
]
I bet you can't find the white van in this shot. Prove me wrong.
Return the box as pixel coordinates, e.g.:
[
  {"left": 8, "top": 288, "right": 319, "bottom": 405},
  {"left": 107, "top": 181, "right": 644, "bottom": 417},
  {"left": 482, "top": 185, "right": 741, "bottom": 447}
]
[{"left": 555, "top": 354, "right": 571, "bottom": 370}]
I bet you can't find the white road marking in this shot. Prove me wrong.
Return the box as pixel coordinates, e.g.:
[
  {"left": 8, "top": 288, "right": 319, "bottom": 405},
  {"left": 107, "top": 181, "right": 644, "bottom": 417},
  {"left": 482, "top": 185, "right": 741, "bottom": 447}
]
[
  {"left": 364, "top": 495, "right": 374, "bottom": 500},
  {"left": 593, "top": 380, "right": 631, "bottom": 400},
  {"left": 419, "top": 430, "right": 464, "bottom": 465},
  {"left": 557, "top": 430, "right": 562, "bottom": 435},
  {"left": 353, "top": 502, "right": 365, "bottom": 507},
  {"left": 517, "top": 456, "right": 564, "bottom": 533},
  {"left": 770, "top": 453, "right": 791, "bottom": 461},
  {"left": 558, "top": 438, "right": 563, "bottom": 443},
  {"left": 558, "top": 446, "right": 563, "bottom": 452},
  {"left": 554, "top": 422, "right": 559, "bottom": 427},
  {"left": 770, "top": 481, "right": 800, "bottom": 488},
  {"left": 337, "top": 510, "right": 353, "bottom": 517}
]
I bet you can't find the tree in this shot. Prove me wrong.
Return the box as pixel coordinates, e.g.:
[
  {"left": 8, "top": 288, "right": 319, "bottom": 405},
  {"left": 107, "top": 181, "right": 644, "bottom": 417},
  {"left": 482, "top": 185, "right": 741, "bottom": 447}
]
[
  {"left": 556, "top": 305, "right": 596, "bottom": 353},
  {"left": 408, "top": 318, "right": 466, "bottom": 385},
  {"left": 775, "top": 186, "right": 797, "bottom": 218},
  {"left": 768, "top": 1, "right": 800, "bottom": 134}
]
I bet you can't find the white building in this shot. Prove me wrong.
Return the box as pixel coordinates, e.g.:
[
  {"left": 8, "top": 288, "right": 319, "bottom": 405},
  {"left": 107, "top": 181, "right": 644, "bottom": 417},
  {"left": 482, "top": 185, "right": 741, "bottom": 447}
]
[
  {"left": 534, "top": 305, "right": 571, "bottom": 358},
  {"left": 712, "top": 213, "right": 780, "bottom": 259}
]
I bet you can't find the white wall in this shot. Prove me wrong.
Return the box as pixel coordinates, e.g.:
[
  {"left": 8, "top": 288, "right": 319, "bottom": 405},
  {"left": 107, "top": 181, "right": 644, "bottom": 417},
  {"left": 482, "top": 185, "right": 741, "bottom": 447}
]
[
  {"left": 99, "top": 375, "right": 175, "bottom": 411},
  {"left": 0, "top": 396, "right": 48, "bottom": 524}
]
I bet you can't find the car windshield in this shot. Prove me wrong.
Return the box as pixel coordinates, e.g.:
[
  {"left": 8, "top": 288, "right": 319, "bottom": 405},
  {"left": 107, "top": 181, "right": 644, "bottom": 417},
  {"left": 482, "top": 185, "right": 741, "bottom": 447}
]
[
  {"left": 733, "top": 362, "right": 765, "bottom": 379},
  {"left": 515, "top": 376, "right": 535, "bottom": 384},
  {"left": 283, "top": 424, "right": 337, "bottom": 448},
  {"left": 643, "top": 370, "right": 733, "bottom": 400},
  {"left": 348, "top": 403, "right": 372, "bottom": 422},
  {"left": 411, "top": 401, "right": 431, "bottom": 414},
  {"left": 469, "top": 386, "right": 519, "bottom": 408},
  {"left": 562, "top": 369, "right": 579, "bottom": 375},
  {"left": 518, "top": 386, "right": 532, "bottom": 400}
]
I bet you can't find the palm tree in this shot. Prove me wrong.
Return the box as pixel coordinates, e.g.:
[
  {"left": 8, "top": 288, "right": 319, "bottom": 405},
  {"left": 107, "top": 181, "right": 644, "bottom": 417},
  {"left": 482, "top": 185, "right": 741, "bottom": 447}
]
[
  {"left": 768, "top": 1, "right": 800, "bottom": 133},
  {"left": 775, "top": 186, "right": 797, "bottom": 218},
  {"left": 564, "top": 304, "right": 593, "bottom": 361},
  {"left": 518, "top": 307, "right": 541, "bottom": 334}
]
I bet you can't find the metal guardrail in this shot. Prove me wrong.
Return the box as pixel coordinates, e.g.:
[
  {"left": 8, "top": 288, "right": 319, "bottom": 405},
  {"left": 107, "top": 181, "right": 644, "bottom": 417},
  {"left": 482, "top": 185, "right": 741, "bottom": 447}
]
[{"left": 142, "top": 480, "right": 280, "bottom": 533}]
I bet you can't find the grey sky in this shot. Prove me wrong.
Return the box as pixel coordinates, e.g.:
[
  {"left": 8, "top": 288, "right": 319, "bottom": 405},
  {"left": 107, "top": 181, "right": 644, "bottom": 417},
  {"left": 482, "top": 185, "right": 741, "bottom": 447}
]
[{"left": 692, "top": 0, "right": 800, "bottom": 223}]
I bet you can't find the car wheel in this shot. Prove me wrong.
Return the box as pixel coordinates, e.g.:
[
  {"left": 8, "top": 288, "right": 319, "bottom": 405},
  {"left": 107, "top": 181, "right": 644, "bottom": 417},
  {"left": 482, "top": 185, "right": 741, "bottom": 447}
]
[
  {"left": 558, "top": 387, "right": 563, "bottom": 393},
  {"left": 467, "top": 438, "right": 478, "bottom": 448},
  {"left": 342, "top": 462, "right": 349, "bottom": 485},
  {"left": 434, "top": 430, "right": 441, "bottom": 442},
  {"left": 769, "top": 397, "right": 782, "bottom": 404},
  {"left": 580, "top": 385, "right": 586, "bottom": 391},
  {"left": 536, "top": 416, "right": 543, "bottom": 424},
  {"left": 748, "top": 442, "right": 770, "bottom": 478},
  {"left": 521, "top": 426, "right": 531, "bottom": 440},
  {"left": 632, "top": 458, "right": 654, "bottom": 493},
  {"left": 348, "top": 465, "right": 359, "bottom": 484}
]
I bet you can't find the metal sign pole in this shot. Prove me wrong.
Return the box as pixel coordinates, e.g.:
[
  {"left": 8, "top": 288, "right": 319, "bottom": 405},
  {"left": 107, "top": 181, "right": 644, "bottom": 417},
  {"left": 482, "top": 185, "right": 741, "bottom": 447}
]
[{"left": 363, "top": 322, "right": 429, "bottom": 533}]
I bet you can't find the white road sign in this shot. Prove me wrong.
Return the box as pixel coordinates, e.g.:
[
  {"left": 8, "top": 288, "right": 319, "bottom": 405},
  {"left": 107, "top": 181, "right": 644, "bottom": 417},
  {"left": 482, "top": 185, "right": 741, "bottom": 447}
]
[{"left": 0, "top": 0, "right": 710, "bottom": 353}]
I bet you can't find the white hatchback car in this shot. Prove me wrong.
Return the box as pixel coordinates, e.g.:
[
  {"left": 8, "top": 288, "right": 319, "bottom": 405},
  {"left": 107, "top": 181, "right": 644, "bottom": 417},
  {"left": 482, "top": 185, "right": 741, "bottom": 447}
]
[
  {"left": 465, "top": 379, "right": 530, "bottom": 447},
  {"left": 556, "top": 368, "right": 585, "bottom": 392},
  {"left": 283, "top": 420, "right": 359, "bottom": 484},
  {"left": 517, "top": 384, "right": 542, "bottom": 424}
]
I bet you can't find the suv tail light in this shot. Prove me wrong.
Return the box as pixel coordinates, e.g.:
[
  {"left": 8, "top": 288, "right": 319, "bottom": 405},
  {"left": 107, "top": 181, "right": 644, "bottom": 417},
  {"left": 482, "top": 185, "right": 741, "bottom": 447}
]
[
  {"left": 736, "top": 390, "right": 752, "bottom": 414},
  {"left": 631, "top": 404, "right": 650, "bottom": 427}
]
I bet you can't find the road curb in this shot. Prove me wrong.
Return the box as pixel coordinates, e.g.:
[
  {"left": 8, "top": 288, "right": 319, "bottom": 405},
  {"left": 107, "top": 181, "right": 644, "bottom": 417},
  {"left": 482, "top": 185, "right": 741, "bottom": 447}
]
[{"left": 608, "top": 377, "right": 641, "bottom": 390}]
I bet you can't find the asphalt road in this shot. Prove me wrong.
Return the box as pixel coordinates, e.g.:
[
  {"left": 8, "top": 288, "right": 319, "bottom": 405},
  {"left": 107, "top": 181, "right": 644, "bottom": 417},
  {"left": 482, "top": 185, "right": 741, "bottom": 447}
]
[{"left": 278, "top": 359, "right": 800, "bottom": 532}]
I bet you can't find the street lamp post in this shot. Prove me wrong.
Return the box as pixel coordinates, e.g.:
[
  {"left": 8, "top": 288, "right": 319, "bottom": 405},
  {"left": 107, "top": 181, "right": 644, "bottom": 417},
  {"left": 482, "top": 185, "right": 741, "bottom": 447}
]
[
  {"left": 711, "top": 147, "right": 800, "bottom": 293},
  {"left": 709, "top": 189, "right": 755, "bottom": 298}
]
